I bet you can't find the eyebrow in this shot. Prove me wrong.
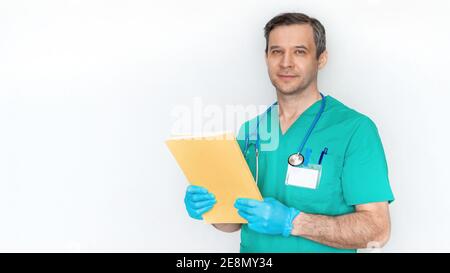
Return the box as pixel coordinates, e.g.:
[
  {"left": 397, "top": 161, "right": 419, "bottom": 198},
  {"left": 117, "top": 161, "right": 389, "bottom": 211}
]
[{"left": 269, "top": 45, "right": 309, "bottom": 51}]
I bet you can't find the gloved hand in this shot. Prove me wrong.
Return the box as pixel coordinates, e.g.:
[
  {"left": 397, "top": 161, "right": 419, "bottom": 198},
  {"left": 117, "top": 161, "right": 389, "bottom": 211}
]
[
  {"left": 184, "top": 185, "right": 216, "bottom": 220},
  {"left": 234, "top": 197, "right": 300, "bottom": 237}
]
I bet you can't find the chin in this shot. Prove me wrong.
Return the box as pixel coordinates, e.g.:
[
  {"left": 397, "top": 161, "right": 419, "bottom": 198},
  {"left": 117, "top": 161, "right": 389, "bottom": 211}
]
[
  {"left": 275, "top": 83, "right": 303, "bottom": 95},
  {"left": 271, "top": 76, "right": 303, "bottom": 93}
]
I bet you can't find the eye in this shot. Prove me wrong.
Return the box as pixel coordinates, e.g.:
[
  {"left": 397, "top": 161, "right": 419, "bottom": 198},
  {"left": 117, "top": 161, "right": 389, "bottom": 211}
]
[
  {"left": 295, "top": 50, "right": 306, "bottom": 55},
  {"left": 271, "top": 50, "right": 281, "bottom": 54}
]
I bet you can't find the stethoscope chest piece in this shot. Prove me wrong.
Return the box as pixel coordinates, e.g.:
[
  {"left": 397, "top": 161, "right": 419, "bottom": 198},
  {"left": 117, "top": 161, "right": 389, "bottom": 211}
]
[{"left": 288, "top": 153, "right": 304, "bottom": 167}]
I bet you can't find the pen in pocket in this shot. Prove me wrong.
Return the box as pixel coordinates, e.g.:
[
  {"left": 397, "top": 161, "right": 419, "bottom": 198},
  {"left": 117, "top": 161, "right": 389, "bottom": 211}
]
[
  {"left": 318, "top": 147, "right": 328, "bottom": 165},
  {"left": 303, "top": 147, "right": 312, "bottom": 167}
]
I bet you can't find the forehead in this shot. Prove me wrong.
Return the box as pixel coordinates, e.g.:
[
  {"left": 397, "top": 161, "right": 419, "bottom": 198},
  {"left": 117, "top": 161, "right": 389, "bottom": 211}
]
[{"left": 268, "top": 24, "right": 315, "bottom": 49}]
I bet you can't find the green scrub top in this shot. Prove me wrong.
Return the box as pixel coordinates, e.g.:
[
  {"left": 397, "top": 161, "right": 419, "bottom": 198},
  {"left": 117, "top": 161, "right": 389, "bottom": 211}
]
[{"left": 236, "top": 95, "right": 394, "bottom": 253}]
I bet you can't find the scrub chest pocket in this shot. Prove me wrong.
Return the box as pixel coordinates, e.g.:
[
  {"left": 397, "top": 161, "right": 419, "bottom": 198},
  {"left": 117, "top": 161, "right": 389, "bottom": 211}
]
[{"left": 284, "top": 150, "right": 344, "bottom": 214}]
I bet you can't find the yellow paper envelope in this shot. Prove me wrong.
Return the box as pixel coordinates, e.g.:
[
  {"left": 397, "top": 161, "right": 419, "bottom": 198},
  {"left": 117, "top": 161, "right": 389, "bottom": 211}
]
[{"left": 165, "top": 133, "right": 263, "bottom": 223}]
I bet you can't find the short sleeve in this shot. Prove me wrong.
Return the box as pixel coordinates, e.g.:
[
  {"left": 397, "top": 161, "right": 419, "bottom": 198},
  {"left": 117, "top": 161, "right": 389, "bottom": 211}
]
[{"left": 341, "top": 116, "right": 395, "bottom": 205}]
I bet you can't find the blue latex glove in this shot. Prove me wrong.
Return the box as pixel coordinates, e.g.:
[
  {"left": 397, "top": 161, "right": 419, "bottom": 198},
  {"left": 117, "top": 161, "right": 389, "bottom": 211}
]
[
  {"left": 184, "top": 185, "right": 216, "bottom": 220},
  {"left": 234, "top": 197, "right": 300, "bottom": 237}
]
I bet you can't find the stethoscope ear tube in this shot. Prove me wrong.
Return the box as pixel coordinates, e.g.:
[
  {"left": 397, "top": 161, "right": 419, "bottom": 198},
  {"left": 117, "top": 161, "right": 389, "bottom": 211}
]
[{"left": 255, "top": 149, "right": 259, "bottom": 185}]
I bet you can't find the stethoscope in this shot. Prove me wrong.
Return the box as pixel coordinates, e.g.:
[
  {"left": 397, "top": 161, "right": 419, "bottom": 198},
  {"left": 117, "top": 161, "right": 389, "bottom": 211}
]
[{"left": 244, "top": 93, "right": 326, "bottom": 184}]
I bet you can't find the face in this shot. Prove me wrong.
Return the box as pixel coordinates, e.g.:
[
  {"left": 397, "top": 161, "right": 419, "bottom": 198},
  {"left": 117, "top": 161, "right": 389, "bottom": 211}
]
[{"left": 265, "top": 24, "right": 327, "bottom": 96}]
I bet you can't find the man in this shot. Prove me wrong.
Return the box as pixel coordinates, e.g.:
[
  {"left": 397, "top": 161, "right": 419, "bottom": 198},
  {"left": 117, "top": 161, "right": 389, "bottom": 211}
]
[{"left": 183, "top": 12, "right": 394, "bottom": 253}]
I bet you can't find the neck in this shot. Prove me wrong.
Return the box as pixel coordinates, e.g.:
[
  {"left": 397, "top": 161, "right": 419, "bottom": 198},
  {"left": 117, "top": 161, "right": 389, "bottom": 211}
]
[{"left": 277, "top": 86, "right": 322, "bottom": 120}]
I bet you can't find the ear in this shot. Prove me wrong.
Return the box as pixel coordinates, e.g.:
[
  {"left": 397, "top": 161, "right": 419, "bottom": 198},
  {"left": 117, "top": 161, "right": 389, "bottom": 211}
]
[
  {"left": 264, "top": 51, "right": 268, "bottom": 66},
  {"left": 318, "top": 50, "right": 328, "bottom": 70}
]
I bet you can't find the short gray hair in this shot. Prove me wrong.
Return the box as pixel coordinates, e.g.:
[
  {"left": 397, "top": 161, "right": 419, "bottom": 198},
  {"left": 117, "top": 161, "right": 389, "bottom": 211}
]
[{"left": 264, "top": 12, "right": 326, "bottom": 59}]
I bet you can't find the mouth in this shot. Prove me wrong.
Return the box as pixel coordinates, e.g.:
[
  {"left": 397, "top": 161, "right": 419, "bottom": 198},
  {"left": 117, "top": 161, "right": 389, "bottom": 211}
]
[{"left": 277, "top": 74, "right": 298, "bottom": 80}]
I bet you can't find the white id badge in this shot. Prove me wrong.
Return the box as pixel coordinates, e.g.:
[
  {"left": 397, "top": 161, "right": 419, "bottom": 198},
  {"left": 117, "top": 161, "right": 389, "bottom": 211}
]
[{"left": 285, "top": 164, "right": 322, "bottom": 189}]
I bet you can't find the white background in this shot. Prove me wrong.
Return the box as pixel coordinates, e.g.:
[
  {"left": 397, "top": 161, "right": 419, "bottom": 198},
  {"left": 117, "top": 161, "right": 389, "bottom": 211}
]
[{"left": 1, "top": 0, "right": 449, "bottom": 252}]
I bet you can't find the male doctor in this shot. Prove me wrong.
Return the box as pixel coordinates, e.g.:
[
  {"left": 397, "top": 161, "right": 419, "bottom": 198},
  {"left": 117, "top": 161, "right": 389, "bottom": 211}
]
[{"left": 183, "top": 12, "right": 394, "bottom": 253}]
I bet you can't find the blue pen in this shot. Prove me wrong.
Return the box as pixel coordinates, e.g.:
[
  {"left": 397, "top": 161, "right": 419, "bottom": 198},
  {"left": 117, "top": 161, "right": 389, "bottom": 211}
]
[
  {"left": 303, "top": 148, "right": 312, "bottom": 167},
  {"left": 318, "top": 147, "right": 328, "bottom": 165}
]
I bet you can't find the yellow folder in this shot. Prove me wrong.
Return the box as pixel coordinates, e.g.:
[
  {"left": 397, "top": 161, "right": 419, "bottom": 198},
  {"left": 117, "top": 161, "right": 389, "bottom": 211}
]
[{"left": 165, "top": 133, "right": 263, "bottom": 223}]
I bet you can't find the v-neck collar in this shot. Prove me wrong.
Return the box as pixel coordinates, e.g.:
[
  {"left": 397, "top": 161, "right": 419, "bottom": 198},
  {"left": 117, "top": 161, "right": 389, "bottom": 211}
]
[{"left": 276, "top": 95, "right": 328, "bottom": 136}]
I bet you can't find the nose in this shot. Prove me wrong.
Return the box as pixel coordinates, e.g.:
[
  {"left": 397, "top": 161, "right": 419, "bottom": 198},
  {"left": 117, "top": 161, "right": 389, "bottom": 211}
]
[{"left": 280, "top": 51, "right": 294, "bottom": 69}]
